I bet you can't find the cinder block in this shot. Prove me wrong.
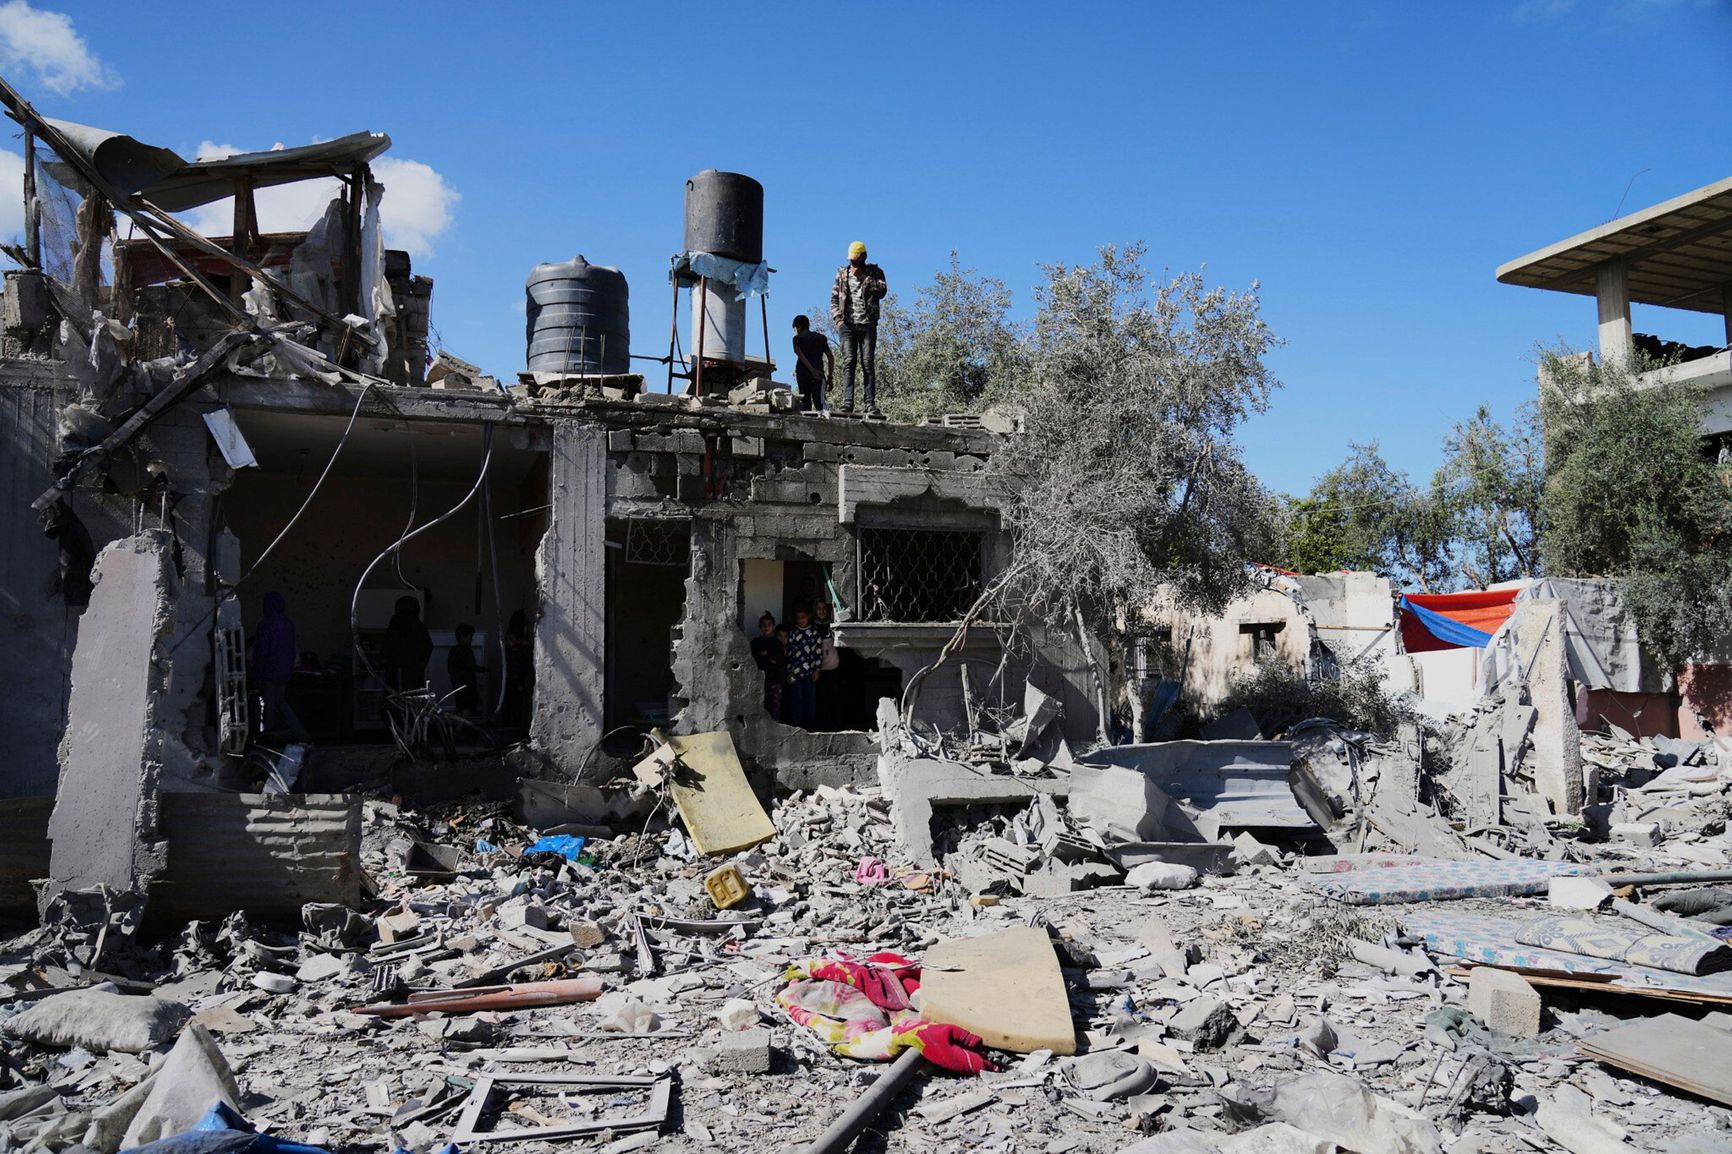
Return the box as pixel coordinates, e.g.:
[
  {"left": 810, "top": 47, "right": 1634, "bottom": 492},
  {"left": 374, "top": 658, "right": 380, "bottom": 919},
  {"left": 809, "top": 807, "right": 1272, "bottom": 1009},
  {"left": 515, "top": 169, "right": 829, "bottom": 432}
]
[
  {"left": 1611, "top": 822, "right": 1662, "bottom": 847},
  {"left": 1468, "top": 966, "right": 1541, "bottom": 1037},
  {"left": 714, "top": 1026, "right": 772, "bottom": 1073}
]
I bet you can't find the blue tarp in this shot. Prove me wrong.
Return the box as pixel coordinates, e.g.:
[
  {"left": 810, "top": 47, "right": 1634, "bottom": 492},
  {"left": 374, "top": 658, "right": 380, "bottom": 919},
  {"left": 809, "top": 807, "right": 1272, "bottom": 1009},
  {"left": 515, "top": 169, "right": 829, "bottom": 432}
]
[
  {"left": 122, "top": 1103, "right": 458, "bottom": 1154},
  {"left": 1398, "top": 596, "right": 1495, "bottom": 649},
  {"left": 524, "top": 834, "right": 587, "bottom": 861}
]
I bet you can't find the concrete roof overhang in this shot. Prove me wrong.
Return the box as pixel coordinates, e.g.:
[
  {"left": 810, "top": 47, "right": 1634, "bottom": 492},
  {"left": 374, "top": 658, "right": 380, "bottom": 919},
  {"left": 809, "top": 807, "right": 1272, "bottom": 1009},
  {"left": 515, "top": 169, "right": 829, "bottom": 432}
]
[{"left": 1497, "top": 174, "right": 1732, "bottom": 314}]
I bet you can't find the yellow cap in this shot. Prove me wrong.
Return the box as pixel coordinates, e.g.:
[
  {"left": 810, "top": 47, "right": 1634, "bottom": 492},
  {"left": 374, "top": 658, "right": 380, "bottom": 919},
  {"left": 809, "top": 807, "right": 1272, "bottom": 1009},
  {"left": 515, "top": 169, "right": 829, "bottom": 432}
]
[{"left": 848, "top": 241, "right": 867, "bottom": 259}]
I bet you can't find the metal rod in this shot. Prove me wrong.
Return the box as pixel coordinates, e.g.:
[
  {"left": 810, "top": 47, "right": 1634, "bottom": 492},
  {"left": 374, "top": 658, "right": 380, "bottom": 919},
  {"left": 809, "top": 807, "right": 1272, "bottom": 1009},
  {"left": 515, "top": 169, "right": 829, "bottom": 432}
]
[
  {"left": 21, "top": 128, "right": 37, "bottom": 267},
  {"left": 666, "top": 274, "right": 679, "bottom": 394},
  {"left": 800, "top": 1047, "right": 925, "bottom": 1154},
  {"left": 694, "top": 276, "right": 708, "bottom": 399},
  {"left": 761, "top": 292, "right": 770, "bottom": 368}
]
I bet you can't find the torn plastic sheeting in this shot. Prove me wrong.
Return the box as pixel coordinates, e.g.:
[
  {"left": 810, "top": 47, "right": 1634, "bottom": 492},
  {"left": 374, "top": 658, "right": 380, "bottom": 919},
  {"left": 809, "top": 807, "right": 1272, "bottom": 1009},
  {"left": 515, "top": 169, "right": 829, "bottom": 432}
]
[
  {"left": 679, "top": 251, "right": 771, "bottom": 297},
  {"left": 1397, "top": 587, "right": 1520, "bottom": 653}
]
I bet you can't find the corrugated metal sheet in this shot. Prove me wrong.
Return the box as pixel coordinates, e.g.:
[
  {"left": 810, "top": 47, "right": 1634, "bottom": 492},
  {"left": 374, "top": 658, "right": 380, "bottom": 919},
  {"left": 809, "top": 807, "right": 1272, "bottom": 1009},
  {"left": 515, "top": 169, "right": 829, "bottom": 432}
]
[
  {"left": 0, "top": 375, "right": 74, "bottom": 798},
  {"left": 151, "top": 793, "right": 362, "bottom": 922},
  {"left": 0, "top": 797, "right": 53, "bottom": 919}
]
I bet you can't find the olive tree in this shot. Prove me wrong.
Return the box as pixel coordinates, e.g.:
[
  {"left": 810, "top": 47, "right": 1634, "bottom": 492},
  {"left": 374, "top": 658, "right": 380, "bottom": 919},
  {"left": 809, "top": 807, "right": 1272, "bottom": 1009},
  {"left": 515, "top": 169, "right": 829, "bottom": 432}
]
[
  {"left": 1540, "top": 349, "right": 1732, "bottom": 669},
  {"left": 905, "top": 246, "right": 1282, "bottom": 738}
]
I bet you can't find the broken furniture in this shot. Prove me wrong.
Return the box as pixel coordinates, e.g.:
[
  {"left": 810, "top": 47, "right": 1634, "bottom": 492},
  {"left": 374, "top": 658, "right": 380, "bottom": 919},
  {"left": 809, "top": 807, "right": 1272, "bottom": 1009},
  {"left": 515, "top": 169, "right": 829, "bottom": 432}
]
[{"left": 449, "top": 1072, "right": 671, "bottom": 1144}]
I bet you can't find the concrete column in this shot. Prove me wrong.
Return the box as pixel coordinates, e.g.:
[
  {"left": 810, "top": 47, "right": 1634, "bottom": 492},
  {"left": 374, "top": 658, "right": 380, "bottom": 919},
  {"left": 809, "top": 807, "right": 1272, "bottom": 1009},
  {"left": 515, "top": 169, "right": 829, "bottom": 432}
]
[
  {"left": 1509, "top": 598, "right": 1584, "bottom": 817},
  {"left": 1596, "top": 259, "right": 1632, "bottom": 365},
  {"left": 1722, "top": 284, "right": 1732, "bottom": 347},
  {"left": 529, "top": 424, "right": 607, "bottom": 771}
]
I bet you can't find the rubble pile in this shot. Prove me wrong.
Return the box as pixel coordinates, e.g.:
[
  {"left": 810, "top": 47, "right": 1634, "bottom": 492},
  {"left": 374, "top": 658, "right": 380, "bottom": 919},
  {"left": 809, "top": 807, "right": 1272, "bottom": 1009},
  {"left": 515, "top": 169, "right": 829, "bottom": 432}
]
[{"left": 4, "top": 699, "right": 1732, "bottom": 1154}]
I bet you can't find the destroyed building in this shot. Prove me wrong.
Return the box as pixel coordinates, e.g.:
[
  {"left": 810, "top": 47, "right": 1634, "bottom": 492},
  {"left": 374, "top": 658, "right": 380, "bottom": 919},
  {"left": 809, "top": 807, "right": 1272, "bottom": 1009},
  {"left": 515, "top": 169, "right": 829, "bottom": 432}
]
[
  {"left": 0, "top": 98, "right": 1096, "bottom": 919},
  {"left": 11, "top": 79, "right": 1732, "bottom": 1154}
]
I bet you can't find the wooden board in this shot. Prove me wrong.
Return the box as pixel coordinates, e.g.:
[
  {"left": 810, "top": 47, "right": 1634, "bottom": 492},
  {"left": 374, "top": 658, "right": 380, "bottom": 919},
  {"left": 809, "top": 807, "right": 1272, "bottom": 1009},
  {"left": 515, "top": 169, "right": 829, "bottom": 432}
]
[
  {"left": 1579, "top": 1013, "right": 1732, "bottom": 1106},
  {"left": 1446, "top": 964, "right": 1732, "bottom": 1008},
  {"left": 664, "top": 732, "right": 775, "bottom": 856},
  {"left": 918, "top": 926, "right": 1076, "bottom": 1055}
]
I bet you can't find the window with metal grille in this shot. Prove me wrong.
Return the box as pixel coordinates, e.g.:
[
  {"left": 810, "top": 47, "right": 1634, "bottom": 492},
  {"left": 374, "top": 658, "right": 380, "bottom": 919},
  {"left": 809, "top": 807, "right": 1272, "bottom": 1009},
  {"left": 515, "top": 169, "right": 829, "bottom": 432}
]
[
  {"left": 858, "top": 527, "right": 984, "bottom": 622},
  {"left": 622, "top": 520, "right": 690, "bottom": 567}
]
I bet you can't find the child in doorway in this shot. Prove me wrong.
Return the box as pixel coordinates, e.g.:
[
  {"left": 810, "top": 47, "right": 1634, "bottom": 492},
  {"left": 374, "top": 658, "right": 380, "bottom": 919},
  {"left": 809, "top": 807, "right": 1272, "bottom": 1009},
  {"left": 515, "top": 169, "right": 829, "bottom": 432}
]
[{"left": 749, "top": 612, "right": 785, "bottom": 720}]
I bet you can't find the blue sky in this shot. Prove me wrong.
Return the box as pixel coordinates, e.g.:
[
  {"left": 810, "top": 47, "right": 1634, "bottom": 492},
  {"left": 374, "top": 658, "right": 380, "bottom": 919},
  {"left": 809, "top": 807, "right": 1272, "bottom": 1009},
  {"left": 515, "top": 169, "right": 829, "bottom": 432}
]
[{"left": 4, "top": 1, "right": 1730, "bottom": 494}]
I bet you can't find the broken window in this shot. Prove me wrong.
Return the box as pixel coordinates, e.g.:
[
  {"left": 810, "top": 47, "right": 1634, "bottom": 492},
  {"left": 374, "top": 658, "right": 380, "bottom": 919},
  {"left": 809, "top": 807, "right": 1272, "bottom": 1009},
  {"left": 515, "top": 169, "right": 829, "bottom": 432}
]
[
  {"left": 857, "top": 527, "right": 984, "bottom": 623},
  {"left": 1239, "top": 621, "right": 1285, "bottom": 662}
]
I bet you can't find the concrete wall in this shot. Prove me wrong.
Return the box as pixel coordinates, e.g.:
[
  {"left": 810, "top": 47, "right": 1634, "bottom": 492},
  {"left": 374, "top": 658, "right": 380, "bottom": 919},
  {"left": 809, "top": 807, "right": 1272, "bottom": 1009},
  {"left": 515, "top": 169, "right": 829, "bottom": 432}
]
[
  {"left": 45, "top": 533, "right": 175, "bottom": 904},
  {"left": 0, "top": 368, "right": 76, "bottom": 797},
  {"left": 1160, "top": 587, "right": 1312, "bottom": 709}
]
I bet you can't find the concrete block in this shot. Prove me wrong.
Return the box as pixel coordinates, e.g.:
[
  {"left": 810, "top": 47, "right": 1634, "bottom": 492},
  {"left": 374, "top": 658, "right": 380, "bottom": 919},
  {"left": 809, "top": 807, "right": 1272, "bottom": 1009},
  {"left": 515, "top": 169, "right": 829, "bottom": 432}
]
[
  {"left": 1168, "top": 997, "right": 1237, "bottom": 1049},
  {"left": 714, "top": 1026, "right": 773, "bottom": 1073},
  {"left": 1610, "top": 821, "right": 1662, "bottom": 847},
  {"left": 569, "top": 919, "right": 607, "bottom": 948},
  {"left": 607, "top": 429, "right": 634, "bottom": 452},
  {"left": 1468, "top": 966, "right": 1541, "bottom": 1037},
  {"left": 730, "top": 435, "right": 764, "bottom": 458}
]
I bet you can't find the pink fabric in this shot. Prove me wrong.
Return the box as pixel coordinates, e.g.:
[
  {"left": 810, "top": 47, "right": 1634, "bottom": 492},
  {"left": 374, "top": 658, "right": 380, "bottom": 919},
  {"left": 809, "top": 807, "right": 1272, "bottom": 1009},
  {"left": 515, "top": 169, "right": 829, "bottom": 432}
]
[{"left": 855, "top": 856, "right": 891, "bottom": 886}]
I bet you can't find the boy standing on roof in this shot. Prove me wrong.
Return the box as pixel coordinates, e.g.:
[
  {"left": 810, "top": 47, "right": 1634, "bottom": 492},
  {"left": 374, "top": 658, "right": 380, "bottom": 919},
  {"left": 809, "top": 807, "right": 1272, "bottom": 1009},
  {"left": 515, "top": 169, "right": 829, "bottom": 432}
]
[
  {"left": 829, "top": 241, "right": 888, "bottom": 418},
  {"left": 790, "top": 315, "right": 833, "bottom": 413}
]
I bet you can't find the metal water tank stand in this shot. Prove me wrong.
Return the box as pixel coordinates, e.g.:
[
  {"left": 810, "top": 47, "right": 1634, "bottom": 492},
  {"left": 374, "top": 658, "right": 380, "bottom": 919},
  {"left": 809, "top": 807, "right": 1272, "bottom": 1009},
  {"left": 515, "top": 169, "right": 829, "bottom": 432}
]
[{"left": 665, "top": 254, "right": 775, "bottom": 398}]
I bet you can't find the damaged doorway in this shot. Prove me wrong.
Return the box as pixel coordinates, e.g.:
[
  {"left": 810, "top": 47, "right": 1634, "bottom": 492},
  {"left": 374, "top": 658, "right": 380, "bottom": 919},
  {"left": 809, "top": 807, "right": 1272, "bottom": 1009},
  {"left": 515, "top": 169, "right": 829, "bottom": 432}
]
[
  {"left": 604, "top": 518, "right": 691, "bottom": 738},
  {"left": 224, "top": 411, "right": 547, "bottom": 745},
  {"left": 740, "top": 558, "right": 900, "bottom": 731}
]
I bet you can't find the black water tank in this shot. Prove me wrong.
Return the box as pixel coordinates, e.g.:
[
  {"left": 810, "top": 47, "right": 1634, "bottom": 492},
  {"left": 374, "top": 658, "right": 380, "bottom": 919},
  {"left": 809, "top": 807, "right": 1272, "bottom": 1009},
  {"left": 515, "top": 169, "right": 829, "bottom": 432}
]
[
  {"left": 525, "top": 256, "right": 630, "bottom": 375},
  {"left": 683, "top": 170, "right": 764, "bottom": 263}
]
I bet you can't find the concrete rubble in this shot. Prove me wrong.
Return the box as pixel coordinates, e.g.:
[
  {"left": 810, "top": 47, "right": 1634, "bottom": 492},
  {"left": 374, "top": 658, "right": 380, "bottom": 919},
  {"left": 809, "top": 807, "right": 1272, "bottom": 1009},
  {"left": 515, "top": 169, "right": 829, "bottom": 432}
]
[{"left": 1, "top": 706, "right": 1731, "bottom": 1154}]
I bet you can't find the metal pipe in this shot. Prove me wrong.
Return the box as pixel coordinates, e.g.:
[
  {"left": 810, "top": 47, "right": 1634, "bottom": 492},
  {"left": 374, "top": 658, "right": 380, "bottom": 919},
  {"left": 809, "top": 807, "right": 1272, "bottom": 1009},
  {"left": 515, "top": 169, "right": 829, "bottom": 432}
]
[
  {"left": 799, "top": 1048, "right": 925, "bottom": 1154},
  {"left": 761, "top": 292, "right": 770, "bottom": 368}
]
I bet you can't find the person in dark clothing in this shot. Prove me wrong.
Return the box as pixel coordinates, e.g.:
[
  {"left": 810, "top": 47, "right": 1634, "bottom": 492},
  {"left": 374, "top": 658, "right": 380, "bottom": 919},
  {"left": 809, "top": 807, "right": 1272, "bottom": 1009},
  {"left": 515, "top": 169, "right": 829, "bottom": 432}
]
[
  {"left": 447, "top": 622, "right": 485, "bottom": 716},
  {"left": 502, "top": 609, "right": 533, "bottom": 731},
  {"left": 790, "top": 315, "right": 834, "bottom": 414},
  {"left": 829, "top": 241, "right": 888, "bottom": 417},
  {"left": 250, "top": 591, "right": 306, "bottom": 738},
  {"left": 382, "top": 595, "right": 433, "bottom": 694},
  {"left": 784, "top": 606, "right": 823, "bottom": 729},
  {"left": 748, "top": 612, "right": 785, "bottom": 720}
]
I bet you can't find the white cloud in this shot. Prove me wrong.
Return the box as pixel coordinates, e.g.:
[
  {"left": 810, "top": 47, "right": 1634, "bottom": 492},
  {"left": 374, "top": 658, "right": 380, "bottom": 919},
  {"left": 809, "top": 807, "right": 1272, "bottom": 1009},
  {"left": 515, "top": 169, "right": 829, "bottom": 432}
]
[
  {"left": 181, "top": 141, "right": 458, "bottom": 259},
  {"left": 0, "top": 148, "right": 23, "bottom": 243},
  {"left": 372, "top": 157, "right": 458, "bottom": 257},
  {"left": 0, "top": 2, "right": 118, "bottom": 95}
]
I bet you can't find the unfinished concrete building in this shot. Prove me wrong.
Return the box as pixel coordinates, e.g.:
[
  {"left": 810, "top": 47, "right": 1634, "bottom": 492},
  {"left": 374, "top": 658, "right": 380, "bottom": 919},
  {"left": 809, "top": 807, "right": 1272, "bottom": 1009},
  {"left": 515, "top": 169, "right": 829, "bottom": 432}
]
[{"left": 0, "top": 100, "right": 1095, "bottom": 919}]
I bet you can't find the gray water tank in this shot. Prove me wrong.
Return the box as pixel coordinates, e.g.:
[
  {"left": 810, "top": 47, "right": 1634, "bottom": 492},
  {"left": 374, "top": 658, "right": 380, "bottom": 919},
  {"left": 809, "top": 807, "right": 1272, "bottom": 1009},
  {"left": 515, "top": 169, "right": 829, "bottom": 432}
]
[
  {"left": 525, "top": 256, "right": 630, "bottom": 375},
  {"left": 683, "top": 170, "right": 764, "bottom": 263}
]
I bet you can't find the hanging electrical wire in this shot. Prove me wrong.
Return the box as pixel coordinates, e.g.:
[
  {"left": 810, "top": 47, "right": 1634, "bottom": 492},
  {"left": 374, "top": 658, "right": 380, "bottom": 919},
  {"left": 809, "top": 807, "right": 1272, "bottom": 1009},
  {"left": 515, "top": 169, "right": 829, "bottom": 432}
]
[{"left": 351, "top": 422, "right": 496, "bottom": 685}]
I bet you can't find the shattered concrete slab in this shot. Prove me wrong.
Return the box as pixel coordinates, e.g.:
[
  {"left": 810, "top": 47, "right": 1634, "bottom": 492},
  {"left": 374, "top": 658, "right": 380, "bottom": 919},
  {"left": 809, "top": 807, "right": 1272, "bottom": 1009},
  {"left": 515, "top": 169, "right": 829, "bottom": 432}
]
[{"left": 879, "top": 754, "right": 1063, "bottom": 866}]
